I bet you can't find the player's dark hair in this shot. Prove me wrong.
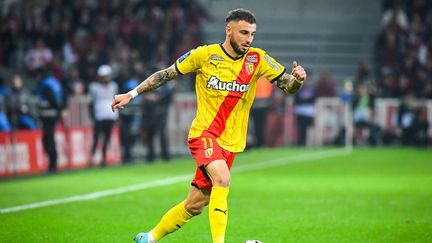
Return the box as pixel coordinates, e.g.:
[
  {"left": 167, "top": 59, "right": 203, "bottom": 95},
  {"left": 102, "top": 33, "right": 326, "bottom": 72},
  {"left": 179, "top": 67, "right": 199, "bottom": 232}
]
[{"left": 225, "top": 8, "right": 256, "bottom": 24}]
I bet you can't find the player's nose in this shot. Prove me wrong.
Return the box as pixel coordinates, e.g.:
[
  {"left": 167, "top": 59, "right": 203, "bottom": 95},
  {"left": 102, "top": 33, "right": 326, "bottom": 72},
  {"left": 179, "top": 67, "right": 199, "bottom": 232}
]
[{"left": 247, "top": 34, "right": 254, "bottom": 42}]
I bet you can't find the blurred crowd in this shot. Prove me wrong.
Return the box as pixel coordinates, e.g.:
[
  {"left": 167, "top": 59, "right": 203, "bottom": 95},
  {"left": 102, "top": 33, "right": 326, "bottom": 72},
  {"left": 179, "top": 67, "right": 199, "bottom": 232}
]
[
  {"left": 354, "top": 0, "right": 431, "bottom": 146},
  {"left": 0, "top": 0, "right": 209, "bottom": 93},
  {"left": 265, "top": 0, "right": 432, "bottom": 148},
  {"left": 0, "top": 0, "right": 210, "bottom": 170},
  {"left": 375, "top": 0, "right": 432, "bottom": 99}
]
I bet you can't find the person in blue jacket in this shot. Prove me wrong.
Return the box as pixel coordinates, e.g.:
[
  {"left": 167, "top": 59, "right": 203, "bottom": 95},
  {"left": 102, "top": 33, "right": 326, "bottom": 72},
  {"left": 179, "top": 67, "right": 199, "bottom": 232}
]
[
  {"left": 35, "top": 67, "right": 63, "bottom": 173},
  {"left": 119, "top": 76, "right": 140, "bottom": 163},
  {"left": 0, "top": 76, "right": 11, "bottom": 132}
]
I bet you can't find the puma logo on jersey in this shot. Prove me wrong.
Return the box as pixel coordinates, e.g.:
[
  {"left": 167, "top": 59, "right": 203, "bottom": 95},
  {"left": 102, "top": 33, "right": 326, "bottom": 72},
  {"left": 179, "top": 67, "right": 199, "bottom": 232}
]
[
  {"left": 207, "top": 76, "right": 250, "bottom": 92},
  {"left": 210, "top": 62, "right": 219, "bottom": 69}
]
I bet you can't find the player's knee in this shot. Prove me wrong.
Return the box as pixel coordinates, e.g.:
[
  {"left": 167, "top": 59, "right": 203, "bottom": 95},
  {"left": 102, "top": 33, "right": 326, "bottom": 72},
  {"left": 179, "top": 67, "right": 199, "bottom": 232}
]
[{"left": 211, "top": 174, "right": 230, "bottom": 187}]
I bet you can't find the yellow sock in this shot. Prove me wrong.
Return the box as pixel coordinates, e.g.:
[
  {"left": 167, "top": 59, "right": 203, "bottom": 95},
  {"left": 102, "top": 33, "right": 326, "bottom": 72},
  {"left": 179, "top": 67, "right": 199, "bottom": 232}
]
[
  {"left": 152, "top": 201, "right": 193, "bottom": 241},
  {"left": 209, "top": 186, "right": 229, "bottom": 243}
]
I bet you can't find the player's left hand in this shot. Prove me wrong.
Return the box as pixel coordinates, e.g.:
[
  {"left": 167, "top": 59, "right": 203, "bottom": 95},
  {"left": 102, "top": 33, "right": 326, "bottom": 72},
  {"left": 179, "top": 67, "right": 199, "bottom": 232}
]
[{"left": 291, "top": 61, "right": 307, "bottom": 82}]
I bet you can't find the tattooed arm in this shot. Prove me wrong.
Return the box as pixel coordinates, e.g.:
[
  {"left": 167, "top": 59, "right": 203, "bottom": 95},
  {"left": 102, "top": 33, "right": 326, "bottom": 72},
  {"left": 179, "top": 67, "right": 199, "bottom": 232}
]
[
  {"left": 111, "top": 64, "right": 179, "bottom": 111},
  {"left": 275, "top": 72, "right": 303, "bottom": 94},
  {"left": 134, "top": 64, "right": 179, "bottom": 94},
  {"left": 274, "top": 61, "right": 307, "bottom": 94}
]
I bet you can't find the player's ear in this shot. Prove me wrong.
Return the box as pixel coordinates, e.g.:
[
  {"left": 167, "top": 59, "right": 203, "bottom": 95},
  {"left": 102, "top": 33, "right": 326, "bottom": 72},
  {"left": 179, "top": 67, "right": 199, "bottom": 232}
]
[{"left": 226, "top": 24, "right": 232, "bottom": 37}]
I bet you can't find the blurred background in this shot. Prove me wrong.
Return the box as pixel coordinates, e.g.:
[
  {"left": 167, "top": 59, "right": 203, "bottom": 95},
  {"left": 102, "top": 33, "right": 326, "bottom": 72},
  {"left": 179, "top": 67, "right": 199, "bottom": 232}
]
[{"left": 0, "top": 0, "right": 431, "bottom": 177}]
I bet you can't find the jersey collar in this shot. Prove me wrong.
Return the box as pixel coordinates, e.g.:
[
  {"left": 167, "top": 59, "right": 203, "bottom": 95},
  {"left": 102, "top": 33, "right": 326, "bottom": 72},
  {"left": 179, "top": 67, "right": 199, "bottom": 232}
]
[{"left": 219, "top": 43, "right": 245, "bottom": 61}]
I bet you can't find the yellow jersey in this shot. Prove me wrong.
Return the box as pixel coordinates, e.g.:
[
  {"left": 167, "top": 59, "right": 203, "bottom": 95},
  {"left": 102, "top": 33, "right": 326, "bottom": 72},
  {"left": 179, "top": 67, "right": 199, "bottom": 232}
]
[{"left": 175, "top": 44, "right": 285, "bottom": 152}]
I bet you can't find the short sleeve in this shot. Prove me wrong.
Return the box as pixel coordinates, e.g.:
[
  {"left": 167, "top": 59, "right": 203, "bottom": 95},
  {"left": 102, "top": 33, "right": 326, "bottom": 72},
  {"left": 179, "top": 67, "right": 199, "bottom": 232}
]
[
  {"left": 259, "top": 53, "right": 286, "bottom": 83},
  {"left": 175, "top": 46, "right": 207, "bottom": 75}
]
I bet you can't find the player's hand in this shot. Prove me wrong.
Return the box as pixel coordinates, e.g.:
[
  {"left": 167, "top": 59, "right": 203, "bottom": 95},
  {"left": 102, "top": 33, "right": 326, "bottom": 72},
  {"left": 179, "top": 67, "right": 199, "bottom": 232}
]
[
  {"left": 111, "top": 93, "right": 132, "bottom": 112},
  {"left": 291, "top": 61, "right": 307, "bottom": 82}
]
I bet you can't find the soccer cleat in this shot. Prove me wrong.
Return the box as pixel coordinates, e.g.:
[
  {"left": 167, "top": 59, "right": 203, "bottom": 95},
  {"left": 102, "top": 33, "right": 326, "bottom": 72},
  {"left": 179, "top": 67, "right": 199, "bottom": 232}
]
[{"left": 133, "top": 232, "right": 149, "bottom": 243}]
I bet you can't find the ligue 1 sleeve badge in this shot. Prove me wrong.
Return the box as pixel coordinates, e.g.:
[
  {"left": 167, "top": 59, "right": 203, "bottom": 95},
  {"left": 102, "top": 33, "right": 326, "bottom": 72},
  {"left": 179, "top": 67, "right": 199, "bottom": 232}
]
[{"left": 178, "top": 51, "right": 191, "bottom": 63}]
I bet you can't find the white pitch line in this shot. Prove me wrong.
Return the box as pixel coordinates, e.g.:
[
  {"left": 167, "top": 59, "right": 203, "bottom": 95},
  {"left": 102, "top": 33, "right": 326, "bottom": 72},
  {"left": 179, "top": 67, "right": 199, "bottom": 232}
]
[
  {"left": 233, "top": 148, "right": 351, "bottom": 173},
  {"left": 0, "top": 149, "right": 350, "bottom": 214}
]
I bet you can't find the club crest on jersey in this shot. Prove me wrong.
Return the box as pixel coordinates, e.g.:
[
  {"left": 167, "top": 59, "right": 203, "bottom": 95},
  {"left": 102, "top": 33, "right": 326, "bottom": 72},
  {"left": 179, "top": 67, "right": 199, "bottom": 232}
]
[
  {"left": 204, "top": 147, "right": 213, "bottom": 158},
  {"left": 246, "top": 63, "right": 254, "bottom": 75},
  {"left": 178, "top": 51, "right": 191, "bottom": 63},
  {"left": 207, "top": 76, "right": 250, "bottom": 92}
]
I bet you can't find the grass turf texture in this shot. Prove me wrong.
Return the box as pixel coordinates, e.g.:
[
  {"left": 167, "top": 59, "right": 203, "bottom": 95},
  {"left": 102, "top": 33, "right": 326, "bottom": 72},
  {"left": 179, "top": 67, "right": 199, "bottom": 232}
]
[{"left": 0, "top": 148, "right": 431, "bottom": 242}]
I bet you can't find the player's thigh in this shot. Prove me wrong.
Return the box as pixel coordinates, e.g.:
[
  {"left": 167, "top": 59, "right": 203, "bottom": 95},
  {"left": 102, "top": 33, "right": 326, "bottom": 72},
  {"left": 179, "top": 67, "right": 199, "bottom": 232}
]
[{"left": 184, "top": 186, "right": 211, "bottom": 215}]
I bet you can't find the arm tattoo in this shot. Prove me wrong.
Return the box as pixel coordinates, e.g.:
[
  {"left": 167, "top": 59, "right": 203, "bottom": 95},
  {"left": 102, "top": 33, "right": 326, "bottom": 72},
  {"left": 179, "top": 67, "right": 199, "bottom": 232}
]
[
  {"left": 135, "top": 64, "right": 179, "bottom": 94},
  {"left": 275, "top": 72, "right": 303, "bottom": 94}
]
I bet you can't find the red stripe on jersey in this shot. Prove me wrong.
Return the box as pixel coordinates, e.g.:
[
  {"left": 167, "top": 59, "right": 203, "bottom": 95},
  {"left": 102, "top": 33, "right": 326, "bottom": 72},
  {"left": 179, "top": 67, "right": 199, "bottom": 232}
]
[{"left": 203, "top": 52, "right": 261, "bottom": 137}]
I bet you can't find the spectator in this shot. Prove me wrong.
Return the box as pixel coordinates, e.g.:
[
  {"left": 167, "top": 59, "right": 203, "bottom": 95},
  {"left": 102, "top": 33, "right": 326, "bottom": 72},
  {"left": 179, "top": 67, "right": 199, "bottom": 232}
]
[
  {"left": 315, "top": 70, "right": 337, "bottom": 97},
  {"left": 378, "top": 67, "right": 397, "bottom": 97},
  {"left": 294, "top": 80, "right": 316, "bottom": 146},
  {"left": 398, "top": 92, "right": 429, "bottom": 146},
  {"left": 398, "top": 92, "right": 419, "bottom": 146},
  {"left": 118, "top": 67, "right": 140, "bottom": 163},
  {"left": 0, "top": 77, "right": 8, "bottom": 95},
  {"left": 251, "top": 76, "right": 273, "bottom": 148},
  {"left": 381, "top": 0, "right": 409, "bottom": 32},
  {"left": 34, "top": 67, "right": 63, "bottom": 173},
  {"left": 62, "top": 30, "right": 83, "bottom": 68},
  {"left": 266, "top": 89, "right": 287, "bottom": 147},
  {"left": 24, "top": 38, "right": 53, "bottom": 73},
  {"left": 374, "top": 28, "right": 402, "bottom": 71},
  {"left": 141, "top": 70, "right": 174, "bottom": 162},
  {"left": 118, "top": 3, "right": 140, "bottom": 41},
  {"left": 63, "top": 65, "right": 85, "bottom": 96},
  {"left": 89, "top": 64, "right": 118, "bottom": 166},
  {"left": 353, "top": 60, "right": 376, "bottom": 87},
  {"left": 413, "top": 106, "right": 430, "bottom": 147},
  {"left": 71, "top": 0, "right": 94, "bottom": 31},
  {"left": 0, "top": 77, "right": 11, "bottom": 132},
  {"left": 352, "top": 83, "right": 382, "bottom": 146},
  {"left": 6, "top": 75, "right": 38, "bottom": 130}
]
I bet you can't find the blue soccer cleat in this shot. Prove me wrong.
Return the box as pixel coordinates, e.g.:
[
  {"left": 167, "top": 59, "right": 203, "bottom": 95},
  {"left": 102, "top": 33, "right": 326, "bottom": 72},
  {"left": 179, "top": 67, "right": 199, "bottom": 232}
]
[{"left": 134, "top": 232, "right": 149, "bottom": 243}]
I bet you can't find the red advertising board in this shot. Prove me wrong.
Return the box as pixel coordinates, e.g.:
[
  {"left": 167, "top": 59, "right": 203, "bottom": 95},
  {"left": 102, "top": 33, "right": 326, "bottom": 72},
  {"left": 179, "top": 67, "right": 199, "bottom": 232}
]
[
  {"left": 0, "top": 126, "right": 120, "bottom": 178},
  {"left": 0, "top": 130, "right": 47, "bottom": 176},
  {"left": 0, "top": 132, "right": 13, "bottom": 176}
]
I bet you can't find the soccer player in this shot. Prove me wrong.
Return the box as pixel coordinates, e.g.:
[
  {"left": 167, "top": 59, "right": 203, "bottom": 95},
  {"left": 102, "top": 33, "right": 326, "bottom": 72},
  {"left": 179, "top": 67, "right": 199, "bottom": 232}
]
[{"left": 111, "top": 8, "right": 307, "bottom": 243}]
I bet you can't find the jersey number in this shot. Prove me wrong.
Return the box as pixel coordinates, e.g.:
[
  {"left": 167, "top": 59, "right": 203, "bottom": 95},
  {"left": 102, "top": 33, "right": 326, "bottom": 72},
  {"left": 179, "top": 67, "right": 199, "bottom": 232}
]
[{"left": 201, "top": 137, "right": 213, "bottom": 149}]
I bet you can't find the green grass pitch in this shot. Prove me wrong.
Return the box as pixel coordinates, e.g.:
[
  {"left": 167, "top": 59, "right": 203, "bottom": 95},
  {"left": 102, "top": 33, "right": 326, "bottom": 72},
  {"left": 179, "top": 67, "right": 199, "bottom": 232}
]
[{"left": 0, "top": 148, "right": 431, "bottom": 242}]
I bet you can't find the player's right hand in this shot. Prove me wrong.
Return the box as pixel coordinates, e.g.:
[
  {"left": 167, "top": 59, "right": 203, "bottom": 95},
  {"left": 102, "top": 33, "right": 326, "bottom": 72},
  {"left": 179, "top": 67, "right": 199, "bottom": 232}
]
[
  {"left": 291, "top": 61, "right": 306, "bottom": 82},
  {"left": 111, "top": 93, "right": 132, "bottom": 112}
]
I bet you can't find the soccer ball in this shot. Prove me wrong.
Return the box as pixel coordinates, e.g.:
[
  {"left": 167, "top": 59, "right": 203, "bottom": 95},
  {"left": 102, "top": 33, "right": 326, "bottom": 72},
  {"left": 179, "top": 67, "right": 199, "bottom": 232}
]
[{"left": 244, "top": 240, "right": 263, "bottom": 243}]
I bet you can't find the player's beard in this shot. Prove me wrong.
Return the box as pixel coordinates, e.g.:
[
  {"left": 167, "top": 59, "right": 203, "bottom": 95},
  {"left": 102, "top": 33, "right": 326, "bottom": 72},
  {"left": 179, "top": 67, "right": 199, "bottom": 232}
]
[{"left": 230, "top": 36, "right": 248, "bottom": 55}]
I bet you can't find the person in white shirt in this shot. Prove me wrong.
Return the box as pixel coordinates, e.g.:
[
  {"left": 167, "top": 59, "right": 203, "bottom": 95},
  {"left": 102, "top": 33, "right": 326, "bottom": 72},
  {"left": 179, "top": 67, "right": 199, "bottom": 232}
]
[
  {"left": 25, "top": 38, "right": 53, "bottom": 72},
  {"left": 89, "top": 65, "right": 118, "bottom": 166}
]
